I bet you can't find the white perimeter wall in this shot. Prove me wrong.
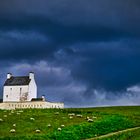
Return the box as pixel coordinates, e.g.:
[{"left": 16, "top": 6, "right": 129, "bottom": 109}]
[
  {"left": 0, "top": 101, "right": 64, "bottom": 110},
  {"left": 3, "top": 85, "right": 28, "bottom": 102}
]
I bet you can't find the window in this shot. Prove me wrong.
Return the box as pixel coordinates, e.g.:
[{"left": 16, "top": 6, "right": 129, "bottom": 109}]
[
  {"left": 6, "top": 95, "right": 8, "bottom": 98},
  {"left": 20, "top": 88, "right": 22, "bottom": 95}
]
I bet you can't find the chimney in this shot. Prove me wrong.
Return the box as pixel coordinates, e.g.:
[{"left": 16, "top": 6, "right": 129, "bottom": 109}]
[
  {"left": 29, "top": 72, "right": 34, "bottom": 79},
  {"left": 7, "top": 73, "right": 12, "bottom": 79},
  {"left": 42, "top": 95, "right": 45, "bottom": 101}
]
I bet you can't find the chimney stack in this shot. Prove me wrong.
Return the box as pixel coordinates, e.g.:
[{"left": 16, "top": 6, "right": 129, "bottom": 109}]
[
  {"left": 7, "top": 73, "right": 12, "bottom": 79},
  {"left": 42, "top": 95, "right": 45, "bottom": 101},
  {"left": 29, "top": 72, "right": 34, "bottom": 79}
]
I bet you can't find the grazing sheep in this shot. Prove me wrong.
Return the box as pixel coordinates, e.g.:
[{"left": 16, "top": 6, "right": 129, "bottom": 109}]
[
  {"left": 86, "top": 116, "right": 90, "bottom": 120},
  {"left": 11, "top": 111, "right": 14, "bottom": 114},
  {"left": 69, "top": 116, "right": 73, "bottom": 119},
  {"left": 61, "top": 124, "right": 65, "bottom": 128},
  {"left": 10, "top": 129, "right": 16, "bottom": 133},
  {"left": 16, "top": 113, "right": 20, "bottom": 115},
  {"left": 47, "top": 124, "right": 51, "bottom": 127},
  {"left": 30, "top": 117, "right": 35, "bottom": 121},
  {"left": 0, "top": 118, "right": 3, "bottom": 122},
  {"left": 87, "top": 119, "right": 93, "bottom": 122},
  {"left": 4, "top": 115, "right": 7, "bottom": 118},
  {"left": 93, "top": 116, "right": 97, "bottom": 119},
  {"left": 55, "top": 112, "right": 59, "bottom": 115},
  {"left": 18, "top": 110, "right": 23, "bottom": 113},
  {"left": 13, "top": 124, "right": 16, "bottom": 127},
  {"left": 76, "top": 114, "right": 83, "bottom": 118},
  {"left": 68, "top": 113, "right": 75, "bottom": 116},
  {"left": 35, "top": 129, "right": 41, "bottom": 133},
  {"left": 58, "top": 128, "right": 62, "bottom": 131}
]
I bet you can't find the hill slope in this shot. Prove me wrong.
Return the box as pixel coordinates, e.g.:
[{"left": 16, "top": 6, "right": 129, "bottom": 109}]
[{"left": 0, "top": 106, "right": 140, "bottom": 140}]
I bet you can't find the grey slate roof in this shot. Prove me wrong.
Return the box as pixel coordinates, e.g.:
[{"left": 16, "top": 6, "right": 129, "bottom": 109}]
[{"left": 4, "top": 76, "right": 31, "bottom": 86}]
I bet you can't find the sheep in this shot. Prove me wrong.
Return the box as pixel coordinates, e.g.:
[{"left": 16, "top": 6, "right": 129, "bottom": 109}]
[
  {"left": 4, "top": 115, "right": 7, "bottom": 118},
  {"left": 76, "top": 114, "right": 83, "bottom": 118},
  {"left": 18, "top": 110, "right": 23, "bottom": 113},
  {"left": 58, "top": 127, "right": 62, "bottom": 131},
  {"left": 93, "top": 116, "right": 97, "bottom": 119},
  {"left": 11, "top": 111, "right": 14, "bottom": 114},
  {"left": 10, "top": 129, "right": 16, "bottom": 133},
  {"left": 69, "top": 116, "right": 73, "bottom": 119},
  {"left": 55, "top": 112, "right": 59, "bottom": 115},
  {"left": 47, "top": 124, "right": 51, "bottom": 127},
  {"left": 13, "top": 124, "right": 16, "bottom": 127},
  {"left": 0, "top": 118, "right": 3, "bottom": 122},
  {"left": 16, "top": 113, "right": 20, "bottom": 115},
  {"left": 87, "top": 119, "right": 93, "bottom": 122},
  {"left": 35, "top": 129, "right": 41, "bottom": 133},
  {"left": 61, "top": 124, "right": 65, "bottom": 128},
  {"left": 86, "top": 116, "right": 90, "bottom": 120},
  {"left": 68, "top": 113, "right": 75, "bottom": 116},
  {"left": 30, "top": 117, "right": 35, "bottom": 121}
]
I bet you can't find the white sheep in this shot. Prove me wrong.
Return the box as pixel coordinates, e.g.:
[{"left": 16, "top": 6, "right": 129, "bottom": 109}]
[
  {"left": 58, "top": 127, "right": 62, "bottom": 131},
  {"left": 68, "top": 113, "right": 75, "bottom": 116},
  {"left": 11, "top": 111, "right": 14, "bottom": 114},
  {"left": 55, "top": 112, "right": 59, "bottom": 115},
  {"left": 61, "top": 124, "right": 65, "bottom": 128},
  {"left": 18, "top": 110, "right": 23, "bottom": 113},
  {"left": 93, "top": 116, "right": 97, "bottom": 119},
  {"left": 47, "top": 124, "right": 51, "bottom": 127},
  {"left": 35, "top": 129, "right": 41, "bottom": 133},
  {"left": 69, "top": 116, "right": 73, "bottom": 119},
  {"left": 4, "top": 115, "right": 7, "bottom": 118},
  {"left": 10, "top": 129, "right": 16, "bottom": 133},
  {"left": 13, "top": 124, "right": 16, "bottom": 127},
  {"left": 30, "top": 117, "right": 35, "bottom": 121},
  {"left": 87, "top": 119, "right": 93, "bottom": 122},
  {"left": 86, "top": 116, "right": 90, "bottom": 120},
  {"left": 0, "top": 118, "right": 3, "bottom": 122},
  {"left": 76, "top": 114, "right": 83, "bottom": 118}
]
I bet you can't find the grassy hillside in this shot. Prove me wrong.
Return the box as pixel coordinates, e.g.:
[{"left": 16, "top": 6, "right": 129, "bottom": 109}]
[{"left": 0, "top": 106, "right": 140, "bottom": 140}]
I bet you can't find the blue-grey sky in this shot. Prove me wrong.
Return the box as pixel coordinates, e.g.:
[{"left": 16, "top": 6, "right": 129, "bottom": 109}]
[{"left": 0, "top": 0, "right": 140, "bottom": 107}]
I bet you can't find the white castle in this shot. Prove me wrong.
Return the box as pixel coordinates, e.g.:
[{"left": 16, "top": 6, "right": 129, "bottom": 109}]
[{"left": 0, "top": 72, "right": 64, "bottom": 110}]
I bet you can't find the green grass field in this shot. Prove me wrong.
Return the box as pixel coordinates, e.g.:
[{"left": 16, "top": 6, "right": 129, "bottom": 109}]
[{"left": 0, "top": 106, "right": 140, "bottom": 140}]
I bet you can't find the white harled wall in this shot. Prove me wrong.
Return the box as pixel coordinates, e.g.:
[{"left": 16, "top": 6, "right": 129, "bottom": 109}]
[
  {"left": 3, "top": 85, "right": 29, "bottom": 102},
  {"left": 28, "top": 73, "right": 37, "bottom": 101}
]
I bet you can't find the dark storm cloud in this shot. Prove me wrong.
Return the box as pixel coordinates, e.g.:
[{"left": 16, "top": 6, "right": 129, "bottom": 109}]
[
  {"left": 0, "top": 0, "right": 140, "bottom": 61},
  {"left": 0, "top": 0, "right": 140, "bottom": 106},
  {"left": 70, "top": 40, "right": 140, "bottom": 91}
]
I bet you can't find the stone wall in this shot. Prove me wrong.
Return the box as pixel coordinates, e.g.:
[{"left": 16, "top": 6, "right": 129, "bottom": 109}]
[{"left": 0, "top": 101, "right": 64, "bottom": 110}]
